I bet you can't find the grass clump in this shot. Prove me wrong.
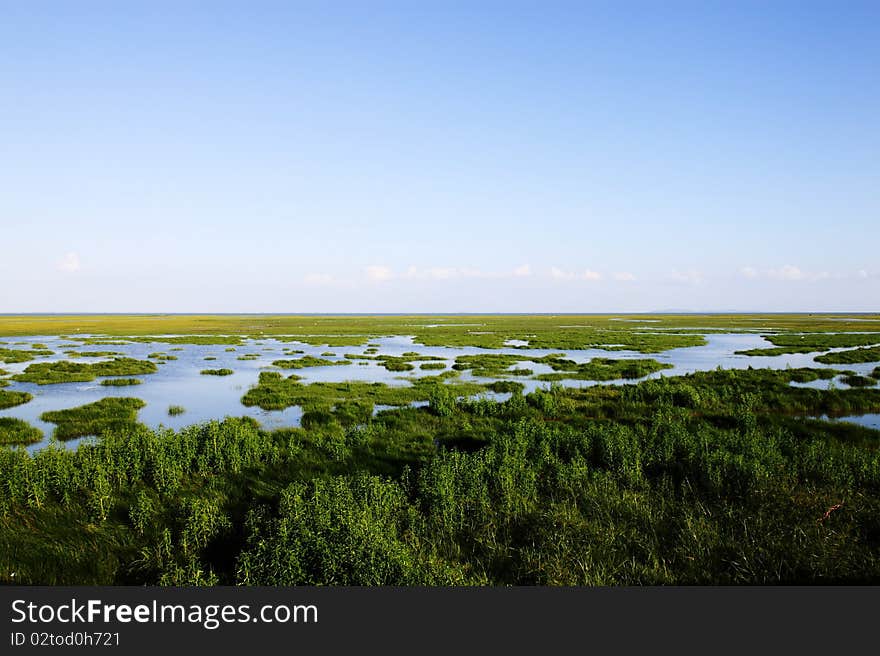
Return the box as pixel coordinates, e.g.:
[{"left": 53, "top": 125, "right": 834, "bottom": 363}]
[
  {"left": 0, "top": 417, "right": 42, "bottom": 445},
  {"left": 815, "top": 346, "right": 880, "bottom": 365},
  {"left": 0, "top": 347, "right": 52, "bottom": 364},
  {"left": 168, "top": 405, "right": 186, "bottom": 416},
  {"left": 420, "top": 362, "right": 446, "bottom": 370},
  {"left": 65, "top": 350, "right": 122, "bottom": 358},
  {"left": 204, "top": 356, "right": 217, "bottom": 361},
  {"left": 0, "top": 389, "right": 33, "bottom": 410},
  {"left": 148, "top": 353, "right": 178, "bottom": 361},
  {"left": 241, "top": 371, "right": 485, "bottom": 412},
  {"left": 237, "top": 354, "right": 261, "bottom": 361},
  {"left": 13, "top": 358, "right": 158, "bottom": 385},
  {"left": 200, "top": 369, "right": 234, "bottom": 376},
  {"left": 40, "top": 397, "right": 145, "bottom": 440},
  {"left": 736, "top": 346, "right": 819, "bottom": 356},
  {"left": 534, "top": 357, "right": 673, "bottom": 381},
  {"left": 841, "top": 374, "right": 877, "bottom": 388},
  {"left": 100, "top": 378, "right": 142, "bottom": 387},
  {"left": 272, "top": 356, "right": 350, "bottom": 369},
  {"left": 486, "top": 380, "right": 525, "bottom": 394}
]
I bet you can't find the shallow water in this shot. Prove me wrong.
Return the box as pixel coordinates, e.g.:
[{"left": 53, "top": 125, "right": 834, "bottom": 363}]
[{"left": 1, "top": 332, "right": 878, "bottom": 449}]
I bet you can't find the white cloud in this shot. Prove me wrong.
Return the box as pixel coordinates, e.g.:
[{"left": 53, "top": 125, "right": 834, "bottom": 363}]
[
  {"left": 857, "top": 269, "right": 869, "bottom": 279},
  {"left": 740, "top": 266, "right": 759, "bottom": 279},
  {"left": 402, "top": 265, "right": 533, "bottom": 281},
  {"left": 550, "top": 267, "right": 602, "bottom": 281},
  {"left": 303, "top": 272, "right": 333, "bottom": 285},
  {"left": 365, "top": 265, "right": 393, "bottom": 282},
  {"left": 613, "top": 272, "right": 636, "bottom": 281},
  {"left": 766, "top": 265, "right": 833, "bottom": 282},
  {"left": 57, "top": 252, "right": 81, "bottom": 273}
]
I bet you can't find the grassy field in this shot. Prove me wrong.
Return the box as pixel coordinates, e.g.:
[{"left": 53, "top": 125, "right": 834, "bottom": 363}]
[
  {"left": 1, "top": 314, "right": 878, "bottom": 351},
  {"left": 1, "top": 314, "right": 880, "bottom": 585},
  {"left": 1, "top": 363, "right": 879, "bottom": 584}
]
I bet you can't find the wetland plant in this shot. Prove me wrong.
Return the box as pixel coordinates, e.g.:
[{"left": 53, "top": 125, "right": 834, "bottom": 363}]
[
  {"left": 40, "top": 397, "right": 146, "bottom": 440},
  {"left": 100, "top": 378, "right": 143, "bottom": 386},
  {"left": 201, "top": 369, "right": 234, "bottom": 376},
  {"left": 0, "top": 417, "right": 42, "bottom": 445}
]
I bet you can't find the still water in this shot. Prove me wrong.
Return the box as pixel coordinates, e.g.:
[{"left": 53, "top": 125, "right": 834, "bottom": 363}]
[{"left": 1, "top": 332, "right": 878, "bottom": 448}]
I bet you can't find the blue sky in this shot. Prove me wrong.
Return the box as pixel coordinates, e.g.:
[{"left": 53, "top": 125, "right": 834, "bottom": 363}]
[{"left": 2, "top": 1, "right": 878, "bottom": 312}]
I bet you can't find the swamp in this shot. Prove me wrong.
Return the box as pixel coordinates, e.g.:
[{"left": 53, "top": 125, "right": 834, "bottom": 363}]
[{"left": 0, "top": 313, "right": 879, "bottom": 585}]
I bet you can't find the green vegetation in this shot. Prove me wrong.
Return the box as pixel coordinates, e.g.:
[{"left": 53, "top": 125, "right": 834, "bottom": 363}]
[
  {"left": 0, "top": 314, "right": 874, "bottom": 354},
  {"left": 148, "top": 353, "right": 178, "bottom": 361},
  {"left": 272, "top": 356, "right": 350, "bottom": 369},
  {"left": 451, "top": 353, "right": 671, "bottom": 381},
  {"left": 168, "top": 405, "right": 186, "bottom": 416},
  {"left": 534, "top": 357, "right": 672, "bottom": 381},
  {"left": 765, "top": 333, "right": 880, "bottom": 350},
  {"left": 236, "top": 354, "right": 261, "bottom": 361},
  {"left": 65, "top": 350, "right": 122, "bottom": 358},
  {"left": 321, "top": 351, "right": 336, "bottom": 357},
  {"left": 486, "top": 380, "right": 525, "bottom": 394},
  {"left": 736, "top": 346, "right": 819, "bottom": 356},
  {"left": 40, "top": 397, "right": 146, "bottom": 440},
  {"left": 815, "top": 346, "right": 880, "bottom": 365},
  {"left": 204, "top": 356, "right": 217, "bottom": 361},
  {"left": 200, "top": 369, "right": 234, "bottom": 376},
  {"left": 841, "top": 374, "right": 877, "bottom": 388},
  {"left": 12, "top": 358, "right": 158, "bottom": 385},
  {"left": 0, "top": 418, "right": 42, "bottom": 445},
  {"left": 1, "top": 365, "right": 879, "bottom": 584},
  {"left": 100, "top": 378, "right": 142, "bottom": 387},
  {"left": 420, "top": 362, "right": 447, "bottom": 370},
  {"left": 0, "top": 347, "right": 53, "bottom": 364},
  {"left": 345, "top": 353, "right": 446, "bottom": 372},
  {"left": 242, "top": 371, "right": 486, "bottom": 412},
  {"left": 873, "top": 367, "right": 880, "bottom": 380},
  {"left": 0, "top": 389, "right": 33, "bottom": 410}
]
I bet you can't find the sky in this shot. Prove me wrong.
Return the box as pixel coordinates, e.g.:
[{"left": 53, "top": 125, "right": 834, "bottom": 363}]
[{"left": 2, "top": 1, "right": 878, "bottom": 313}]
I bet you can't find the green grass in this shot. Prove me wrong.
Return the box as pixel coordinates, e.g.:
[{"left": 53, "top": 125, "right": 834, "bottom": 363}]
[
  {"left": 451, "top": 353, "right": 672, "bottom": 381},
  {"left": 236, "top": 354, "right": 261, "bottom": 361},
  {"left": 486, "top": 380, "right": 525, "bottom": 394},
  {"left": 168, "top": 405, "right": 186, "bottom": 416},
  {"left": 345, "top": 353, "right": 446, "bottom": 372},
  {"left": 200, "top": 369, "right": 234, "bottom": 376},
  {"left": 0, "top": 314, "right": 875, "bottom": 354},
  {"left": 100, "top": 378, "right": 143, "bottom": 387},
  {"left": 64, "top": 350, "right": 122, "bottom": 358},
  {"left": 841, "top": 374, "right": 877, "bottom": 388},
  {"left": 766, "top": 333, "right": 880, "bottom": 350},
  {"left": 0, "top": 417, "right": 42, "bottom": 445},
  {"left": 40, "top": 397, "right": 146, "bottom": 440},
  {"left": 420, "top": 362, "right": 447, "bottom": 370},
  {"left": 0, "top": 389, "right": 33, "bottom": 410},
  {"left": 241, "top": 371, "right": 486, "bottom": 412},
  {"left": 815, "top": 346, "right": 880, "bottom": 365},
  {"left": 12, "top": 358, "right": 158, "bottom": 385},
  {"left": 204, "top": 356, "right": 217, "bottom": 361},
  {"left": 2, "top": 364, "right": 880, "bottom": 585},
  {"left": 735, "top": 346, "right": 820, "bottom": 356},
  {"left": 0, "top": 347, "right": 53, "bottom": 364},
  {"left": 148, "top": 353, "right": 178, "bottom": 361},
  {"left": 272, "top": 356, "right": 350, "bottom": 369}
]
